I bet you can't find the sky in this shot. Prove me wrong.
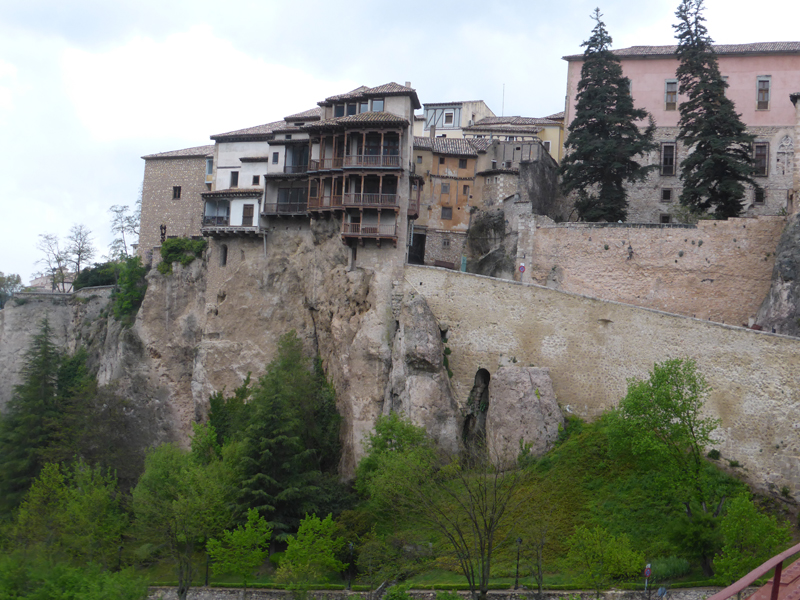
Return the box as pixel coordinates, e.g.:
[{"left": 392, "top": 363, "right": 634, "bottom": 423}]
[{"left": 1, "top": 0, "right": 799, "bottom": 284}]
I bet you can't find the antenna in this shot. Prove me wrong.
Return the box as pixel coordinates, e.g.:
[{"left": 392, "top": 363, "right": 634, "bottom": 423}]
[{"left": 502, "top": 83, "right": 505, "bottom": 116}]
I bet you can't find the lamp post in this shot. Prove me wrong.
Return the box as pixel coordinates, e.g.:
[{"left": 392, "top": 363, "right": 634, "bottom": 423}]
[
  {"left": 515, "top": 537, "right": 522, "bottom": 590},
  {"left": 347, "top": 542, "right": 354, "bottom": 590}
]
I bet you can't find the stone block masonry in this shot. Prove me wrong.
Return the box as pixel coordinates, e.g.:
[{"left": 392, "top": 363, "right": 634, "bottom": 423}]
[
  {"left": 406, "top": 264, "right": 800, "bottom": 496},
  {"left": 518, "top": 215, "right": 786, "bottom": 326}
]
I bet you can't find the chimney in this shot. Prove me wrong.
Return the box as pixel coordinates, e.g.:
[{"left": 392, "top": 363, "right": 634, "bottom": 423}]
[{"left": 405, "top": 81, "right": 411, "bottom": 88}]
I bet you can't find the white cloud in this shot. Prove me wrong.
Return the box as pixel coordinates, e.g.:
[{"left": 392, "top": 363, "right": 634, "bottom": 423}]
[
  {"left": 0, "top": 59, "right": 18, "bottom": 112},
  {"left": 61, "top": 25, "right": 358, "bottom": 143}
]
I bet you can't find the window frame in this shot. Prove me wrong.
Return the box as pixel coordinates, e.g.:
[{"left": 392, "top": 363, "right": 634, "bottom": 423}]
[
  {"left": 252, "top": 175, "right": 260, "bottom": 186},
  {"left": 757, "top": 76, "right": 771, "bottom": 110},
  {"left": 661, "top": 188, "right": 673, "bottom": 203},
  {"left": 441, "top": 183, "right": 450, "bottom": 194},
  {"left": 458, "top": 158, "right": 467, "bottom": 169},
  {"left": 439, "top": 157, "right": 445, "bottom": 165},
  {"left": 272, "top": 152, "right": 279, "bottom": 164},
  {"left": 441, "top": 206, "right": 453, "bottom": 220},
  {"left": 754, "top": 142, "right": 769, "bottom": 176},
  {"left": 230, "top": 171, "right": 239, "bottom": 188},
  {"left": 172, "top": 186, "right": 181, "bottom": 199},
  {"left": 754, "top": 188, "right": 766, "bottom": 204},
  {"left": 443, "top": 110, "right": 455, "bottom": 126},
  {"left": 660, "top": 143, "right": 676, "bottom": 176},
  {"left": 416, "top": 155, "right": 422, "bottom": 164},
  {"left": 665, "top": 79, "right": 678, "bottom": 111},
  {"left": 371, "top": 98, "right": 384, "bottom": 112}
]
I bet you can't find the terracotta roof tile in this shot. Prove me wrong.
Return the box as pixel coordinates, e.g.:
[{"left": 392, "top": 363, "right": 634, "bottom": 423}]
[
  {"left": 210, "top": 120, "right": 283, "bottom": 140},
  {"left": 413, "top": 136, "right": 433, "bottom": 150},
  {"left": 545, "top": 111, "right": 565, "bottom": 120},
  {"left": 322, "top": 86, "right": 370, "bottom": 103},
  {"left": 305, "top": 111, "right": 409, "bottom": 131},
  {"left": 142, "top": 144, "right": 214, "bottom": 160},
  {"left": 564, "top": 42, "right": 800, "bottom": 60},
  {"left": 283, "top": 107, "right": 323, "bottom": 121},
  {"left": 467, "top": 138, "right": 493, "bottom": 152},
  {"left": 319, "top": 82, "right": 421, "bottom": 109}
]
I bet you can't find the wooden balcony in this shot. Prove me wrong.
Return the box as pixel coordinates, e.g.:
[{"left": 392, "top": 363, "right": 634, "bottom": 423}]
[
  {"left": 308, "top": 158, "right": 343, "bottom": 171},
  {"left": 342, "top": 193, "right": 399, "bottom": 208},
  {"left": 307, "top": 195, "right": 343, "bottom": 211},
  {"left": 262, "top": 202, "right": 308, "bottom": 216},
  {"left": 341, "top": 222, "right": 398, "bottom": 246},
  {"left": 201, "top": 218, "right": 267, "bottom": 238},
  {"left": 344, "top": 154, "right": 401, "bottom": 168},
  {"left": 283, "top": 164, "right": 308, "bottom": 174}
]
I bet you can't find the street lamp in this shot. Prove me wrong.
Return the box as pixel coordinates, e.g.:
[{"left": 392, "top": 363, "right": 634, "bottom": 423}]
[{"left": 514, "top": 537, "right": 522, "bottom": 590}]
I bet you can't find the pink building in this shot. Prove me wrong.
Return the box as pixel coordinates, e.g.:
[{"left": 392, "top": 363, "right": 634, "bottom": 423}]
[{"left": 564, "top": 42, "right": 800, "bottom": 223}]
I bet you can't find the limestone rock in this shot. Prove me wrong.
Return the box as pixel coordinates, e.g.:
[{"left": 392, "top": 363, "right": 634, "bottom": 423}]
[
  {"left": 486, "top": 367, "right": 563, "bottom": 467},
  {"left": 384, "top": 292, "right": 461, "bottom": 454},
  {"left": 757, "top": 212, "right": 800, "bottom": 335}
]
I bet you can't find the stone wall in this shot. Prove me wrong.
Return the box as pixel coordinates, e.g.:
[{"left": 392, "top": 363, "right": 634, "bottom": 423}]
[
  {"left": 406, "top": 264, "right": 800, "bottom": 496},
  {"left": 517, "top": 215, "right": 786, "bottom": 326},
  {"left": 139, "top": 156, "right": 209, "bottom": 265},
  {"left": 424, "top": 230, "right": 467, "bottom": 267}
]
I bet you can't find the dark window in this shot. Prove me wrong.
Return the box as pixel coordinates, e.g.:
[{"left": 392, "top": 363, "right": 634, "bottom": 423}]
[
  {"left": 458, "top": 158, "right": 467, "bottom": 169},
  {"left": 754, "top": 143, "right": 769, "bottom": 176},
  {"left": 347, "top": 103, "right": 357, "bottom": 116},
  {"left": 252, "top": 175, "right": 260, "bottom": 185},
  {"left": 463, "top": 185, "right": 470, "bottom": 196},
  {"left": 757, "top": 78, "right": 770, "bottom": 110},
  {"left": 661, "top": 188, "right": 672, "bottom": 202},
  {"left": 172, "top": 186, "right": 181, "bottom": 199},
  {"left": 242, "top": 204, "right": 254, "bottom": 226},
  {"left": 665, "top": 80, "right": 678, "bottom": 110},
  {"left": 754, "top": 188, "right": 766, "bottom": 204},
  {"left": 441, "top": 206, "right": 453, "bottom": 220},
  {"left": 442, "top": 238, "right": 450, "bottom": 247},
  {"left": 272, "top": 152, "right": 279, "bottom": 164},
  {"left": 230, "top": 171, "right": 239, "bottom": 188},
  {"left": 661, "top": 144, "right": 676, "bottom": 176},
  {"left": 660, "top": 214, "right": 672, "bottom": 224},
  {"left": 334, "top": 104, "right": 345, "bottom": 117},
  {"left": 416, "top": 155, "right": 422, "bottom": 164},
  {"left": 439, "top": 157, "right": 445, "bottom": 165},
  {"left": 441, "top": 183, "right": 450, "bottom": 194},
  {"left": 285, "top": 134, "right": 292, "bottom": 140},
  {"left": 444, "top": 111, "right": 454, "bottom": 125},
  {"left": 220, "top": 244, "right": 228, "bottom": 267},
  {"left": 372, "top": 98, "right": 384, "bottom": 112},
  {"left": 293, "top": 122, "right": 304, "bottom": 126}
]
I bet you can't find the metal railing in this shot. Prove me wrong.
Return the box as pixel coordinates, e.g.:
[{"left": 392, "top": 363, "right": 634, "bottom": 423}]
[
  {"left": 341, "top": 222, "right": 397, "bottom": 237},
  {"left": 203, "top": 216, "right": 229, "bottom": 226},
  {"left": 342, "top": 193, "right": 399, "bottom": 207},
  {"left": 344, "top": 154, "right": 401, "bottom": 168}
]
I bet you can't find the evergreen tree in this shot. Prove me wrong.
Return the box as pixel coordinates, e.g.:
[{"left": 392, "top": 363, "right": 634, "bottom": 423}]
[
  {"left": 674, "top": 0, "right": 756, "bottom": 219},
  {"left": 560, "top": 9, "right": 657, "bottom": 222},
  {"left": 0, "top": 318, "right": 62, "bottom": 514}
]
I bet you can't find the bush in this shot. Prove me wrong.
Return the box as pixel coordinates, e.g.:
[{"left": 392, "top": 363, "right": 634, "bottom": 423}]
[
  {"left": 73, "top": 262, "right": 119, "bottom": 290},
  {"left": 650, "top": 556, "right": 690, "bottom": 581},
  {"left": 112, "top": 256, "right": 147, "bottom": 323},
  {"left": 384, "top": 584, "right": 413, "bottom": 600},
  {"left": 158, "top": 238, "right": 207, "bottom": 275}
]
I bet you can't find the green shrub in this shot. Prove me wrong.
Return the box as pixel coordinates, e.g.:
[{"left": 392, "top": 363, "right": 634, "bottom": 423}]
[
  {"left": 73, "top": 261, "right": 119, "bottom": 290},
  {"left": 112, "top": 256, "right": 147, "bottom": 324},
  {"left": 159, "top": 237, "right": 207, "bottom": 275},
  {"left": 707, "top": 449, "right": 720, "bottom": 460},
  {"left": 650, "top": 556, "right": 690, "bottom": 581},
  {"left": 436, "top": 590, "right": 463, "bottom": 600},
  {"left": 384, "top": 584, "right": 412, "bottom": 600}
]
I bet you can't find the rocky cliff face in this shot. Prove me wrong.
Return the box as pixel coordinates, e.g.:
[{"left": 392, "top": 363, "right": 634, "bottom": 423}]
[{"left": 757, "top": 212, "right": 800, "bottom": 335}]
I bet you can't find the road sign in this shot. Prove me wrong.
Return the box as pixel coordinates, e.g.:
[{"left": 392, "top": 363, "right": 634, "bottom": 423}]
[
  {"left": 519, "top": 265, "right": 525, "bottom": 273},
  {"left": 644, "top": 565, "right": 652, "bottom": 578}
]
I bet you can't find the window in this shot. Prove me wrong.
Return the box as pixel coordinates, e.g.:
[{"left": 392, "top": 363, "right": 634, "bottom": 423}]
[
  {"left": 442, "top": 238, "right": 450, "bottom": 248},
  {"left": 661, "top": 143, "right": 676, "bottom": 176},
  {"left": 272, "top": 152, "right": 279, "bottom": 164},
  {"left": 507, "top": 136, "right": 515, "bottom": 141},
  {"left": 543, "top": 140, "right": 551, "bottom": 153},
  {"left": 252, "top": 175, "right": 260, "bottom": 185},
  {"left": 439, "top": 157, "right": 445, "bottom": 165},
  {"left": 444, "top": 110, "right": 454, "bottom": 126},
  {"left": 220, "top": 244, "right": 228, "bottom": 267},
  {"left": 660, "top": 214, "right": 672, "bottom": 224},
  {"left": 285, "top": 134, "right": 292, "bottom": 140},
  {"left": 463, "top": 185, "right": 470, "bottom": 196},
  {"left": 172, "top": 186, "right": 181, "bottom": 199},
  {"left": 347, "top": 103, "right": 357, "bottom": 116},
  {"left": 754, "top": 143, "right": 769, "bottom": 176},
  {"left": 757, "top": 77, "right": 771, "bottom": 110},
  {"left": 441, "top": 206, "right": 453, "bottom": 220},
  {"left": 334, "top": 104, "right": 345, "bottom": 117},
  {"left": 661, "top": 188, "right": 673, "bottom": 202},
  {"left": 416, "top": 155, "right": 422, "bottom": 164},
  {"left": 230, "top": 171, "right": 239, "bottom": 187},
  {"left": 665, "top": 79, "right": 678, "bottom": 110},
  {"left": 458, "top": 158, "right": 467, "bottom": 169},
  {"left": 359, "top": 101, "right": 369, "bottom": 113},
  {"left": 372, "top": 98, "right": 384, "bottom": 112},
  {"left": 242, "top": 204, "right": 254, "bottom": 226},
  {"left": 293, "top": 122, "right": 304, "bottom": 126},
  {"left": 625, "top": 78, "right": 632, "bottom": 95},
  {"left": 205, "top": 158, "right": 213, "bottom": 176},
  {"left": 754, "top": 188, "right": 766, "bottom": 204},
  {"left": 441, "top": 183, "right": 450, "bottom": 194}
]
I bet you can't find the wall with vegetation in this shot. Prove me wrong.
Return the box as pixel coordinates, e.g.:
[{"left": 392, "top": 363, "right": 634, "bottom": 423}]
[{"left": 406, "top": 264, "right": 800, "bottom": 495}]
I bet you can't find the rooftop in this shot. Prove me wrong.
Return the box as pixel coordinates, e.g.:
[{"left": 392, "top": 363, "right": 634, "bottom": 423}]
[
  {"left": 142, "top": 144, "right": 214, "bottom": 160},
  {"left": 210, "top": 120, "right": 284, "bottom": 141},
  {"left": 319, "top": 82, "right": 421, "bottom": 109},
  {"left": 413, "top": 137, "right": 493, "bottom": 155},
  {"left": 283, "top": 106, "right": 323, "bottom": 122},
  {"left": 305, "top": 111, "right": 409, "bottom": 131},
  {"left": 564, "top": 41, "right": 800, "bottom": 60}
]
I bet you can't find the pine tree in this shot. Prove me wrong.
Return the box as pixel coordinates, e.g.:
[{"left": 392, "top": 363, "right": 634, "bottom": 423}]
[
  {"left": 560, "top": 9, "right": 657, "bottom": 222},
  {"left": 674, "top": 0, "right": 756, "bottom": 219}
]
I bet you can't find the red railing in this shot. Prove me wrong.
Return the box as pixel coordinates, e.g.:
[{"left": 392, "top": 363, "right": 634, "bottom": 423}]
[
  {"left": 341, "top": 222, "right": 397, "bottom": 237},
  {"left": 262, "top": 202, "right": 307, "bottom": 215},
  {"left": 344, "top": 154, "right": 401, "bottom": 168},
  {"left": 309, "top": 158, "right": 343, "bottom": 171},
  {"left": 342, "top": 193, "right": 398, "bottom": 207},
  {"left": 707, "top": 541, "right": 800, "bottom": 600}
]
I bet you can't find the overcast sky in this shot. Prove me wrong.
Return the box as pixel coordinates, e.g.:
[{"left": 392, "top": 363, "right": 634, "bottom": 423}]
[{"left": 2, "top": 0, "right": 798, "bottom": 284}]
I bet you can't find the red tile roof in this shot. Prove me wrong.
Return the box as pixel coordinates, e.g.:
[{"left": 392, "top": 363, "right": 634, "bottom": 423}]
[
  {"left": 210, "top": 120, "right": 283, "bottom": 141},
  {"left": 413, "top": 137, "right": 494, "bottom": 155},
  {"left": 319, "top": 83, "right": 421, "bottom": 109},
  {"left": 305, "top": 111, "right": 409, "bottom": 131},
  {"left": 564, "top": 42, "right": 800, "bottom": 60},
  {"left": 142, "top": 144, "right": 214, "bottom": 160}
]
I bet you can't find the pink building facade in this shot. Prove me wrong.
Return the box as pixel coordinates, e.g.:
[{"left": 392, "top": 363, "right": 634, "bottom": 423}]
[{"left": 564, "top": 43, "right": 800, "bottom": 223}]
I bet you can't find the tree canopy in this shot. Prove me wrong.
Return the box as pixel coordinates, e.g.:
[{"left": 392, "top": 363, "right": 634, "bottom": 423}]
[
  {"left": 560, "top": 9, "right": 656, "bottom": 222},
  {"left": 674, "top": 0, "right": 756, "bottom": 219}
]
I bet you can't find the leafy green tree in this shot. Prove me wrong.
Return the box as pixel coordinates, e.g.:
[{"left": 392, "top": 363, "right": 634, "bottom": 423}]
[
  {"left": 674, "top": 0, "right": 756, "bottom": 219},
  {"left": 0, "top": 271, "right": 23, "bottom": 308},
  {"left": 73, "top": 261, "right": 120, "bottom": 290},
  {"left": 564, "top": 525, "right": 643, "bottom": 598},
  {"left": 207, "top": 508, "right": 271, "bottom": 598},
  {"left": 276, "top": 513, "right": 346, "bottom": 598},
  {"left": 132, "top": 443, "right": 232, "bottom": 600},
  {"left": 13, "top": 460, "right": 128, "bottom": 569},
  {"left": 209, "top": 374, "right": 253, "bottom": 445},
  {"left": 609, "top": 357, "right": 725, "bottom": 575},
  {"left": 559, "top": 9, "right": 657, "bottom": 222},
  {"left": 714, "top": 493, "right": 791, "bottom": 584},
  {"left": 112, "top": 255, "right": 147, "bottom": 323},
  {"left": 0, "top": 318, "right": 62, "bottom": 515}
]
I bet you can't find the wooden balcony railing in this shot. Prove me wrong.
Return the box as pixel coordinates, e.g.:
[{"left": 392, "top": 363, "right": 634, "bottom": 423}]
[
  {"left": 308, "top": 195, "right": 343, "bottom": 210},
  {"left": 342, "top": 222, "right": 397, "bottom": 237},
  {"left": 203, "top": 216, "right": 229, "bottom": 226},
  {"left": 262, "top": 202, "right": 307, "bottom": 215},
  {"left": 283, "top": 164, "right": 308, "bottom": 174},
  {"left": 342, "top": 193, "right": 399, "bottom": 208},
  {"left": 308, "top": 158, "right": 343, "bottom": 171},
  {"left": 344, "top": 154, "right": 401, "bottom": 168}
]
